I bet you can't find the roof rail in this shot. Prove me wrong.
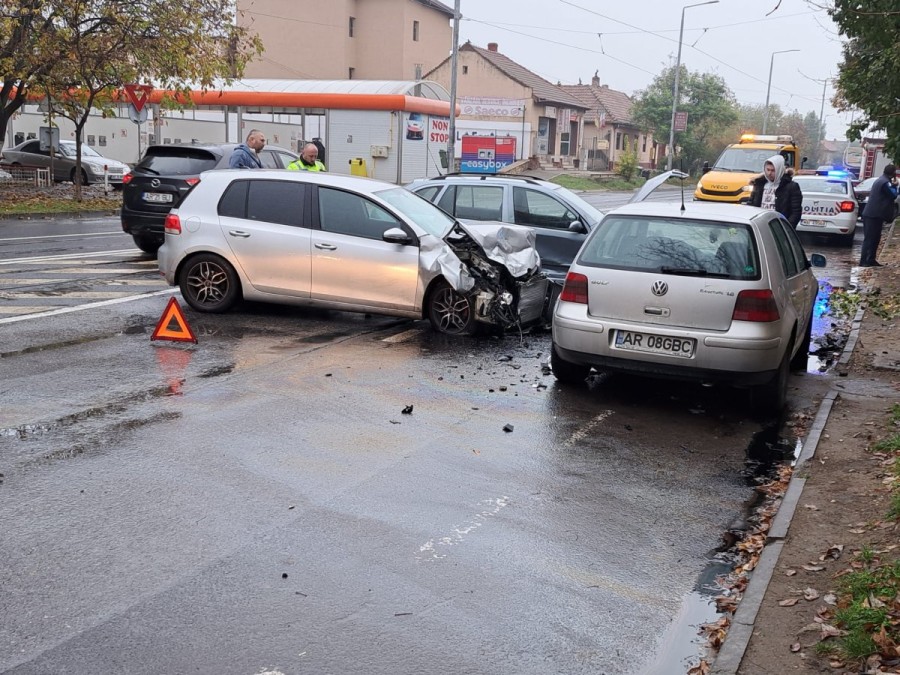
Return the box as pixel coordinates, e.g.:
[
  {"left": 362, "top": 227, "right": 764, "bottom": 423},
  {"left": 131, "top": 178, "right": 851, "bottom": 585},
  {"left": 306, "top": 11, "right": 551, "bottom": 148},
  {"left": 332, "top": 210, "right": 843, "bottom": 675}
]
[{"left": 429, "top": 172, "right": 545, "bottom": 184}]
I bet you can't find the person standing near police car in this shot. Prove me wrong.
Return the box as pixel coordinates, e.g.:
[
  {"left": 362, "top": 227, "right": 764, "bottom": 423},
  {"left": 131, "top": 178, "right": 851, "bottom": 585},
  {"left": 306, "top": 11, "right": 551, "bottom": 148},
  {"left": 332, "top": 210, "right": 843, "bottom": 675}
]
[
  {"left": 287, "top": 143, "right": 326, "bottom": 172},
  {"left": 749, "top": 154, "right": 803, "bottom": 227},
  {"left": 229, "top": 129, "right": 265, "bottom": 169},
  {"left": 859, "top": 163, "right": 898, "bottom": 268}
]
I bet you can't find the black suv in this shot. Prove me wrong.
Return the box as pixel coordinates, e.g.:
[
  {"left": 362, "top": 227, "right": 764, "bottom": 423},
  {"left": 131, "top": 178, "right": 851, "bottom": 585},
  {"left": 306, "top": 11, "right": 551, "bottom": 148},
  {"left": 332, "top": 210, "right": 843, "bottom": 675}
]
[{"left": 121, "top": 143, "right": 298, "bottom": 254}]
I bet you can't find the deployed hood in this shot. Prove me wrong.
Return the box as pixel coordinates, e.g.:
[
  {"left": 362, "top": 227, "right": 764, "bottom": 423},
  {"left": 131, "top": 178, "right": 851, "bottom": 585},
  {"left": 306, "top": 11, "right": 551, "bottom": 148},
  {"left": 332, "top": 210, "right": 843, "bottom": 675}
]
[
  {"left": 418, "top": 220, "right": 541, "bottom": 293},
  {"left": 453, "top": 220, "right": 540, "bottom": 278},
  {"left": 764, "top": 154, "right": 785, "bottom": 184}
]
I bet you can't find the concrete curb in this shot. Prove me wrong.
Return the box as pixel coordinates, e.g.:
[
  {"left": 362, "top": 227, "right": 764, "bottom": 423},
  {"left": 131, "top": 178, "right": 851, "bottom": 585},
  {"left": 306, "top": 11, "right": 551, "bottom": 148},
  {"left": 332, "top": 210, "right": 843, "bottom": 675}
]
[
  {"left": 710, "top": 300, "right": 868, "bottom": 674},
  {"left": 0, "top": 209, "right": 119, "bottom": 221}
]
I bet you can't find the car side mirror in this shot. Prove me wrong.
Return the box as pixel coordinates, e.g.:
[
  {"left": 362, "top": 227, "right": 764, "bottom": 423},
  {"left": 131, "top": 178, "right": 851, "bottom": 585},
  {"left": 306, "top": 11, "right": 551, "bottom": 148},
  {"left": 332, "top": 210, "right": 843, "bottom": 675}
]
[
  {"left": 702, "top": 161, "right": 711, "bottom": 175},
  {"left": 383, "top": 228, "right": 412, "bottom": 245},
  {"left": 568, "top": 220, "right": 587, "bottom": 233},
  {"left": 801, "top": 156, "right": 808, "bottom": 168},
  {"left": 809, "top": 253, "right": 826, "bottom": 268}
]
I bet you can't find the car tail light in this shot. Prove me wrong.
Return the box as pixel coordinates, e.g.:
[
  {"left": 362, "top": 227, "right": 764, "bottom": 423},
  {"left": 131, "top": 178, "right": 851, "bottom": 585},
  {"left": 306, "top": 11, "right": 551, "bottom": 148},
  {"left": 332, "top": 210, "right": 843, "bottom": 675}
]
[
  {"left": 732, "top": 289, "right": 779, "bottom": 322},
  {"left": 164, "top": 213, "right": 182, "bottom": 235},
  {"left": 839, "top": 200, "right": 855, "bottom": 212},
  {"left": 122, "top": 173, "right": 133, "bottom": 185},
  {"left": 185, "top": 178, "right": 200, "bottom": 187},
  {"left": 560, "top": 272, "right": 588, "bottom": 304}
]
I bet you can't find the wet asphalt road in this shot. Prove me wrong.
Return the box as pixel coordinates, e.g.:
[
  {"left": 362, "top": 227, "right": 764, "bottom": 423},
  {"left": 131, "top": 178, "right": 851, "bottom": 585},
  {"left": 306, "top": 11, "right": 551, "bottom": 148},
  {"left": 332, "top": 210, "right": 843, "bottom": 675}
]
[{"left": 0, "top": 197, "right": 859, "bottom": 675}]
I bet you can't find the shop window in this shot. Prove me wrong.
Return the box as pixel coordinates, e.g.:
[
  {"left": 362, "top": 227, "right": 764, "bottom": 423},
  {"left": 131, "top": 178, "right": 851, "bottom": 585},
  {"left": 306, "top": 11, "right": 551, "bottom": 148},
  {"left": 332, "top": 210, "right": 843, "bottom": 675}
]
[{"left": 98, "top": 135, "right": 107, "bottom": 146}]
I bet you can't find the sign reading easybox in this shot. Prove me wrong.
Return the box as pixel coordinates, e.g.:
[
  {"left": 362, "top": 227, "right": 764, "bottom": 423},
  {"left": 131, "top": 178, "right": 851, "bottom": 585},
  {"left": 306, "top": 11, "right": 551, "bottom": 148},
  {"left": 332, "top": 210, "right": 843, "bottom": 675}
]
[{"left": 459, "top": 136, "right": 517, "bottom": 174}]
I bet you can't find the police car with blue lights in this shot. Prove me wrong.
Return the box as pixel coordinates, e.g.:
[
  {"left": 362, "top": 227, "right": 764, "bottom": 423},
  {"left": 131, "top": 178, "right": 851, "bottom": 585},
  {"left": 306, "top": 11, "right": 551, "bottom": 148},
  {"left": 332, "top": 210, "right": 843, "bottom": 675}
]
[{"left": 791, "top": 172, "right": 858, "bottom": 245}]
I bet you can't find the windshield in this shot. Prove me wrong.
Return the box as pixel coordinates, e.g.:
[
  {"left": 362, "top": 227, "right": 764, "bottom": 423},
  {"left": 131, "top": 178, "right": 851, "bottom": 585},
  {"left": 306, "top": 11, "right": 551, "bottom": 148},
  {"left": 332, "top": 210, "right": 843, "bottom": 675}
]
[
  {"left": 579, "top": 214, "right": 760, "bottom": 279},
  {"left": 59, "top": 143, "right": 101, "bottom": 158},
  {"left": 713, "top": 147, "right": 782, "bottom": 173},
  {"left": 792, "top": 177, "right": 848, "bottom": 194},
  {"left": 376, "top": 187, "right": 455, "bottom": 238},
  {"left": 551, "top": 185, "right": 604, "bottom": 223}
]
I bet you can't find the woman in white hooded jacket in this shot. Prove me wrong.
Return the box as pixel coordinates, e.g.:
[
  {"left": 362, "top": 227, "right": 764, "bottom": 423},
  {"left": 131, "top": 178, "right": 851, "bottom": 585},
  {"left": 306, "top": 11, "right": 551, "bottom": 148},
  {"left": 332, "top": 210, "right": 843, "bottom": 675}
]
[{"left": 748, "top": 154, "right": 803, "bottom": 227}]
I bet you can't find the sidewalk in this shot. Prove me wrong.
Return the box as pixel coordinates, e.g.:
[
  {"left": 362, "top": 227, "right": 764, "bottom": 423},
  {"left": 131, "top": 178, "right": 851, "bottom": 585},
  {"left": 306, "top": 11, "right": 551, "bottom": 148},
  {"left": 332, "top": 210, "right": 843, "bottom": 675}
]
[{"left": 711, "top": 224, "right": 900, "bottom": 674}]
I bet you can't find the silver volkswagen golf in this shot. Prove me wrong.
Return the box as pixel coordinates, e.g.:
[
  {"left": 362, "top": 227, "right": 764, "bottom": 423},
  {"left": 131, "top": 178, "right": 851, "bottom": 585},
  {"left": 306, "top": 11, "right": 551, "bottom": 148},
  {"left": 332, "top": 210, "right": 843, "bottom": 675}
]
[
  {"left": 551, "top": 201, "right": 824, "bottom": 412},
  {"left": 157, "top": 170, "right": 549, "bottom": 335}
]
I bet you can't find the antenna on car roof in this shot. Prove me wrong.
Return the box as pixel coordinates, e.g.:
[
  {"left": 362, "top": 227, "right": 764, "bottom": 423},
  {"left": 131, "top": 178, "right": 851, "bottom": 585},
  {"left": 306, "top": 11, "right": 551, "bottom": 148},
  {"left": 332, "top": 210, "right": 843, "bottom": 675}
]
[{"left": 680, "top": 159, "right": 686, "bottom": 212}]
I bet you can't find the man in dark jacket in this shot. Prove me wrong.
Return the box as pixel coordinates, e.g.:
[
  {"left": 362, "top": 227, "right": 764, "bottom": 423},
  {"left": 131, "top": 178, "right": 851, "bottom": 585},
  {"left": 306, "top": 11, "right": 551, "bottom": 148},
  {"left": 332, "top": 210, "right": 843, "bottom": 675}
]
[
  {"left": 859, "top": 163, "right": 898, "bottom": 267},
  {"left": 229, "top": 129, "right": 265, "bottom": 169},
  {"left": 748, "top": 154, "right": 803, "bottom": 227}
]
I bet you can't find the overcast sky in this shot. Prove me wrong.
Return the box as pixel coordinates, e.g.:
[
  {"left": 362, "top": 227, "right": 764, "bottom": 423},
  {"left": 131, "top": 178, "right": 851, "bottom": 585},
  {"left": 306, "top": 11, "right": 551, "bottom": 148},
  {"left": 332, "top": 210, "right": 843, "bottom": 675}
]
[{"left": 456, "top": 0, "right": 851, "bottom": 140}]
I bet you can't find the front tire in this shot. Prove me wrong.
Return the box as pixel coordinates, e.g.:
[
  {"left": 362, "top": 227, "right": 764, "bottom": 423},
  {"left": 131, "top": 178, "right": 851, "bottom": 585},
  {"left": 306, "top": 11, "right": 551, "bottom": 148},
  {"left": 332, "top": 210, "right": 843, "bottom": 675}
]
[
  {"left": 70, "top": 168, "right": 89, "bottom": 186},
  {"left": 179, "top": 254, "right": 240, "bottom": 313},
  {"left": 427, "top": 280, "right": 477, "bottom": 335},
  {"left": 550, "top": 344, "right": 591, "bottom": 386}
]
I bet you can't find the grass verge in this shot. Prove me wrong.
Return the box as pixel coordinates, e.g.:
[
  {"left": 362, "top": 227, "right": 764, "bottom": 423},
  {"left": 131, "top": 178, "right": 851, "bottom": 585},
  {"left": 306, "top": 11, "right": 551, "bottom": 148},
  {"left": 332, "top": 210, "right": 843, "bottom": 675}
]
[
  {"left": 549, "top": 174, "right": 646, "bottom": 192},
  {"left": 0, "top": 185, "right": 121, "bottom": 216},
  {"left": 823, "top": 403, "right": 900, "bottom": 669}
]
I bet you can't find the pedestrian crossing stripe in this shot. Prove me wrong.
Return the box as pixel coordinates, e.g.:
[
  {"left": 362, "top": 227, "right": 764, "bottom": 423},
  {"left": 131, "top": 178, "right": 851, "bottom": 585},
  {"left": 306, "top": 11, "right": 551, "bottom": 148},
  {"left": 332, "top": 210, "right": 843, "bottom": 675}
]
[{"left": 151, "top": 297, "right": 198, "bottom": 344}]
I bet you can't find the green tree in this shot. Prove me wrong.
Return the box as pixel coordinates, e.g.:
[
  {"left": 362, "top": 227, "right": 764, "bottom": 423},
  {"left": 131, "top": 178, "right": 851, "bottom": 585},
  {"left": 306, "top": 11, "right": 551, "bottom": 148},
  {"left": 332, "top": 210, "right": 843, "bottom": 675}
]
[
  {"left": 0, "top": 1, "right": 60, "bottom": 151},
  {"left": 829, "top": 1, "right": 900, "bottom": 160},
  {"left": 3, "top": 0, "right": 262, "bottom": 198},
  {"left": 631, "top": 64, "right": 738, "bottom": 173},
  {"left": 616, "top": 135, "right": 638, "bottom": 181}
]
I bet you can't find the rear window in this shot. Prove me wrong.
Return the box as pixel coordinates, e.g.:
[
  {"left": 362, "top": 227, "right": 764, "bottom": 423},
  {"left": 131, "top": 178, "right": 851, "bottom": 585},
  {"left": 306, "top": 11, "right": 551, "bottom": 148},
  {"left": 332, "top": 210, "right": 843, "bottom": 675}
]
[
  {"left": 135, "top": 148, "right": 221, "bottom": 176},
  {"left": 792, "top": 178, "right": 848, "bottom": 194},
  {"left": 579, "top": 215, "right": 760, "bottom": 279}
]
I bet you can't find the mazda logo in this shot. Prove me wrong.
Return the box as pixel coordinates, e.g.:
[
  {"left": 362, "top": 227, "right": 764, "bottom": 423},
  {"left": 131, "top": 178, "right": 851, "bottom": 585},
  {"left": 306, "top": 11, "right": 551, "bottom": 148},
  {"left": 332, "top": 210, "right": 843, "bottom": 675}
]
[
  {"left": 651, "top": 281, "right": 668, "bottom": 296},
  {"left": 150, "top": 178, "right": 160, "bottom": 188}
]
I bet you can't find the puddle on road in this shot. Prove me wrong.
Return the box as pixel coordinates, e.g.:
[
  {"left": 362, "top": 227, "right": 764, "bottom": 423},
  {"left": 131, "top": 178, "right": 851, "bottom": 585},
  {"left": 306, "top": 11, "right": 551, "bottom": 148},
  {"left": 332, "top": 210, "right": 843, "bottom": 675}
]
[{"left": 651, "top": 423, "right": 801, "bottom": 672}]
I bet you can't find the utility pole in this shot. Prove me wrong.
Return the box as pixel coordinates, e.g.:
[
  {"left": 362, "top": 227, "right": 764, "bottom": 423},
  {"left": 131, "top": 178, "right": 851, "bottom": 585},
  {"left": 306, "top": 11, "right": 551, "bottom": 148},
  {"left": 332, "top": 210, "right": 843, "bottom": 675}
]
[
  {"left": 446, "top": 0, "right": 461, "bottom": 174},
  {"left": 798, "top": 70, "right": 832, "bottom": 167}
]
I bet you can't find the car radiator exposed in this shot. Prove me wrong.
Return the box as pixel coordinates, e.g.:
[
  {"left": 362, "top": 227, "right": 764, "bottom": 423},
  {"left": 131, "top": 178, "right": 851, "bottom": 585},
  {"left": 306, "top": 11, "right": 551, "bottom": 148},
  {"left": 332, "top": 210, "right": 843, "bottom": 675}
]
[{"left": 517, "top": 276, "right": 549, "bottom": 325}]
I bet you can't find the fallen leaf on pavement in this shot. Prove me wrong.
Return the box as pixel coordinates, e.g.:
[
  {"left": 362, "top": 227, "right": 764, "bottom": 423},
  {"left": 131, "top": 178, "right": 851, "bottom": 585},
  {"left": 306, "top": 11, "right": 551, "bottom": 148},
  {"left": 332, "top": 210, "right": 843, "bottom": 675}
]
[
  {"left": 785, "top": 569, "right": 797, "bottom": 576},
  {"left": 779, "top": 598, "right": 800, "bottom": 607},
  {"left": 790, "top": 642, "right": 801, "bottom": 653},
  {"left": 803, "top": 504, "right": 819, "bottom": 510},
  {"left": 848, "top": 528, "right": 866, "bottom": 534},
  {"left": 820, "top": 544, "right": 844, "bottom": 561},
  {"left": 803, "top": 588, "right": 820, "bottom": 601},
  {"left": 823, "top": 593, "right": 837, "bottom": 605},
  {"left": 802, "top": 564, "right": 826, "bottom": 572},
  {"left": 820, "top": 624, "right": 845, "bottom": 639}
]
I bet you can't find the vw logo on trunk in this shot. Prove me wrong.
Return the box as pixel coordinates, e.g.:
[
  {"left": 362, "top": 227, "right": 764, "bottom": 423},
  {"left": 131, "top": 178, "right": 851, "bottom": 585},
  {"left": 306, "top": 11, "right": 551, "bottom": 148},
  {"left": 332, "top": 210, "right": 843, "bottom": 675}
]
[
  {"left": 651, "top": 280, "right": 668, "bottom": 296},
  {"left": 150, "top": 178, "right": 160, "bottom": 188}
]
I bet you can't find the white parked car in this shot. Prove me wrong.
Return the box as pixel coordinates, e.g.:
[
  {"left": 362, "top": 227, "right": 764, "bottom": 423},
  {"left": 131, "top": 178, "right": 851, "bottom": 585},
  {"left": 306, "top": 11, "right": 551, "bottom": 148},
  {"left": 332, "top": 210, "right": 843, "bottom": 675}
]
[
  {"left": 157, "top": 170, "right": 549, "bottom": 335},
  {"left": 791, "top": 175, "right": 858, "bottom": 245},
  {"left": 551, "top": 201, "right": 825, "bottom": 413}
]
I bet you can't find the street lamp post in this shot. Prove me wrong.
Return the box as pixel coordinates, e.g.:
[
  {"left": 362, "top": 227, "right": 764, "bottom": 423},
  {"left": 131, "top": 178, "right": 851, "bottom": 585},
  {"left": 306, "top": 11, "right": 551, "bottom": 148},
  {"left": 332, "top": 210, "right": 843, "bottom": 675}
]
[
  {"left": 762, "top": 49, "right": 800, "bottom": 134},
  {"left": 667, "top": 0, "right": 718, "bottom": 171}
]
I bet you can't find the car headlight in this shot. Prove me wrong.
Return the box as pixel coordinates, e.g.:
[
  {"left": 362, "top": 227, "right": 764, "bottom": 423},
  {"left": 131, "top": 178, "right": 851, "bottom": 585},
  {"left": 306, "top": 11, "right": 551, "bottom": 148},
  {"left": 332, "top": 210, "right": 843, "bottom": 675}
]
[
  {"left": 742, "top": 184, "right": 753, "bottom": 192},
  {"left": 696, "top": 181, "right": 703, "bottom": 190}
]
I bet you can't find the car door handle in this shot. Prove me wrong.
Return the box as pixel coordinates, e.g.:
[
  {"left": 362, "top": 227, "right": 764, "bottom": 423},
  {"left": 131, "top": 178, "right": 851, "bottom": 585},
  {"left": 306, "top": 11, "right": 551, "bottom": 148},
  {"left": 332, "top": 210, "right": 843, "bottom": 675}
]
[
  {"left": 315, "top": 243, "right": 337, "bottom": 250},
  {"left": 228, "top": 230, "right": 251, "bottom": 238}
]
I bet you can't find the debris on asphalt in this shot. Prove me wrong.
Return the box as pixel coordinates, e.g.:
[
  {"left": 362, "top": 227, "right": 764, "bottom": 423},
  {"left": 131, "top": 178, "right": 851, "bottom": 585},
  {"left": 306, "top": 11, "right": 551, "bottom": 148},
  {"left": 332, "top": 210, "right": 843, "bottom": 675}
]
[
  {"left": 401, "top": 405, "right": 413, "bottom": 415},
  {"left": 503, "top": 424, "right": 514, "bottom": 433}
]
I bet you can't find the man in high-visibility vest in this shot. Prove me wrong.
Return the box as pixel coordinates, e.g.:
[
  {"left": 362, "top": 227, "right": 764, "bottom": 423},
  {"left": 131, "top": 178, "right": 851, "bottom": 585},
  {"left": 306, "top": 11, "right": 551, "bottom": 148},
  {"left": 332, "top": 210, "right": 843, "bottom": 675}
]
[{"left": 288, "top": 143, "right": 326, "bottom": 172}]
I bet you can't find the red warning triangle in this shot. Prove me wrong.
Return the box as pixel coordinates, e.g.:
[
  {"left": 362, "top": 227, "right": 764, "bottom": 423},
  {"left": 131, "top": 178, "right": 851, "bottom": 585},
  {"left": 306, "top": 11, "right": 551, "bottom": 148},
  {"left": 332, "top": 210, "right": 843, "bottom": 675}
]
[{"left": 151, "top": 297, "right": 198, "bottom": 343}]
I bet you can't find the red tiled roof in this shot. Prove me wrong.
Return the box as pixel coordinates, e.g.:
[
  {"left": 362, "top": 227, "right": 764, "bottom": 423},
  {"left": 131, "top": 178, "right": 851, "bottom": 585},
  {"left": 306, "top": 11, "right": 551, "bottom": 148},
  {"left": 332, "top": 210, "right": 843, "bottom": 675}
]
[
  {"left": 459, "top": 43, "right": 587, "bottom": 110},
  {"left": 561, "top": 83, "right": 635, "bottom": 125}
]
